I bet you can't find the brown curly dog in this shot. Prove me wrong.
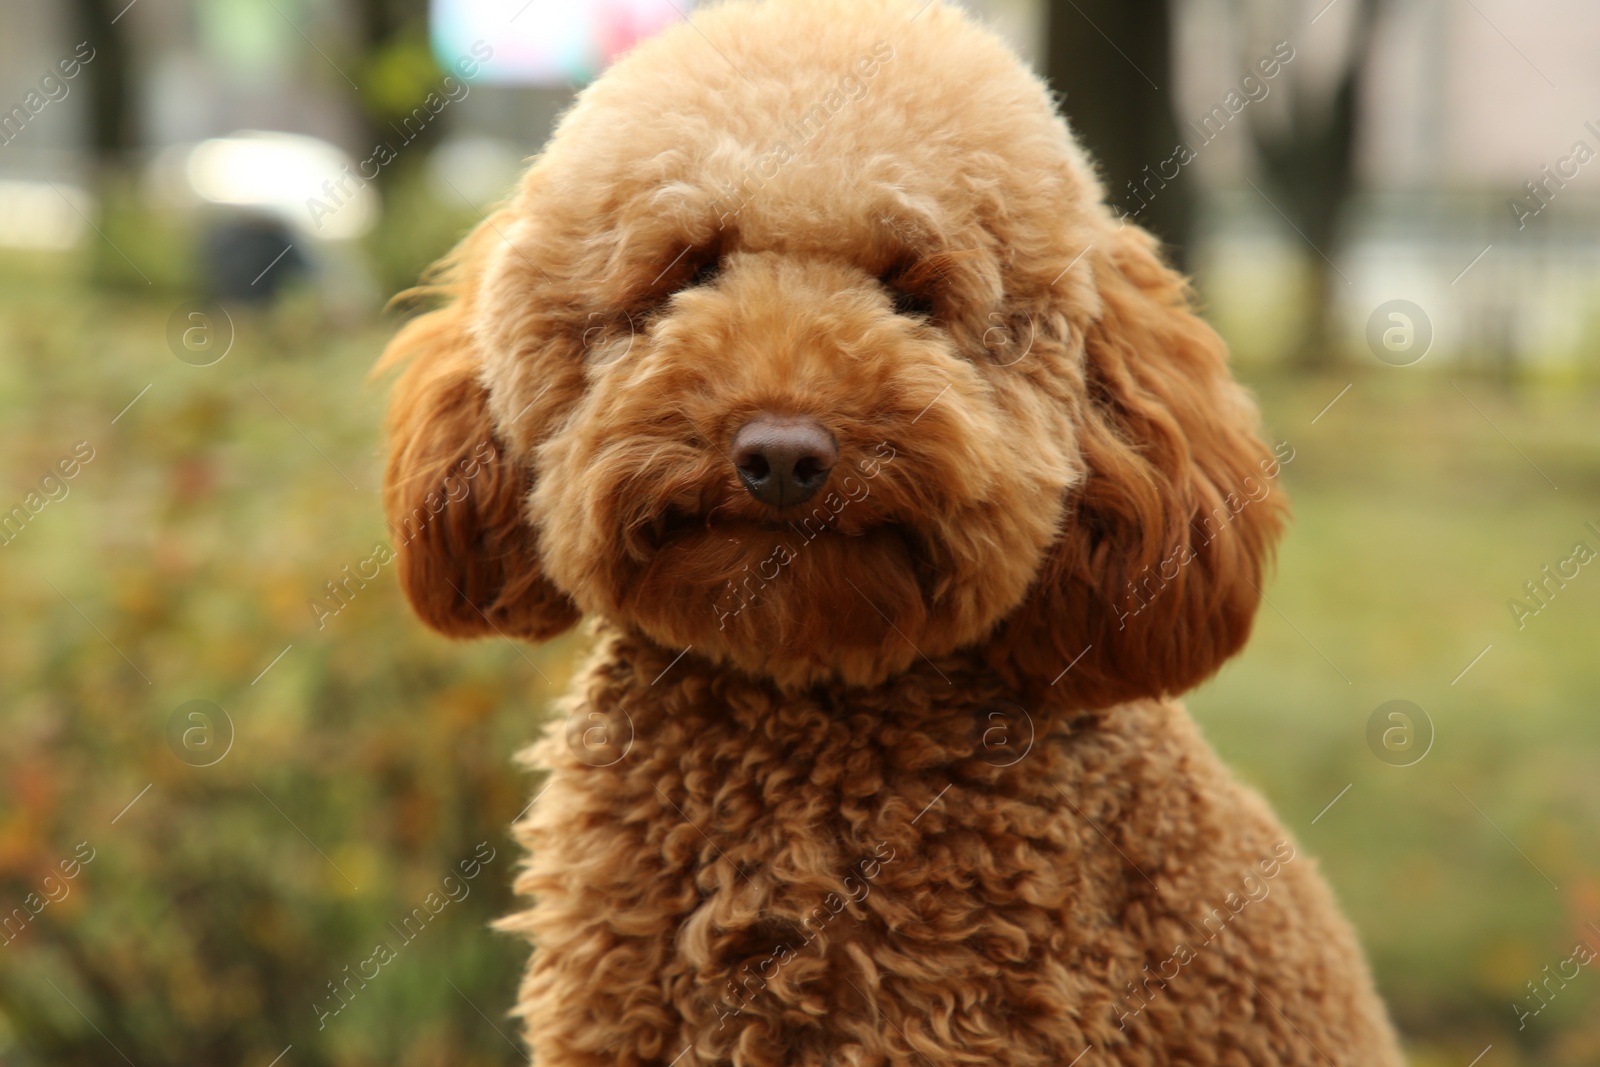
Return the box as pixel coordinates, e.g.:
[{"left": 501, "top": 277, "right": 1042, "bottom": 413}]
[{"left": 378, "top": 0, "right": 1405, "bottom": 1063}]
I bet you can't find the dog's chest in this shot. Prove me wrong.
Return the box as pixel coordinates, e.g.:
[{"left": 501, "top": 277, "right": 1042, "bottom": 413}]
[
  {"left": 516, "top": 652, "right": 1404, "bottom": 1065},
  {"left": 542, "top": 661, "right": 1112, "bottom": 1061}
]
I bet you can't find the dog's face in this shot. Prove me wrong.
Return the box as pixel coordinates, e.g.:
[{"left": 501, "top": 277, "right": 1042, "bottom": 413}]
[{"left": 382, "top": 0, "right": 1286, "bottom": 702}]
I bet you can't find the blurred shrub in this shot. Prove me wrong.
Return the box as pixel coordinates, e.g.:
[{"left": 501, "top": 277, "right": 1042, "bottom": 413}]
[
  {"left": 362, "top": 167, "right": 482, "bottom": 300},
  {"left": 86, "top": 170, "right": 197, "bottom": 297},
  {"left": 0, "top": 262, "right": 584, "bottom": 1066}
]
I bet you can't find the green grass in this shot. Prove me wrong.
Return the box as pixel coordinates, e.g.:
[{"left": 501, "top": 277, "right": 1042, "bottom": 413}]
[{"left": 1191, "top": 369, "right": 1600, "bottom": 1065}]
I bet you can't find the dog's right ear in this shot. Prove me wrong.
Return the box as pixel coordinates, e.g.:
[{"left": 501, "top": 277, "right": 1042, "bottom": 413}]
[{"left": 379, "top": 297, "right": 581, "bottom": 643}]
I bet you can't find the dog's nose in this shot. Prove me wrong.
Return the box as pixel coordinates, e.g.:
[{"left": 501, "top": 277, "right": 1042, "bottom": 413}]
[{"left": 731, "top": 415, "right": 838, "bottom": 508}]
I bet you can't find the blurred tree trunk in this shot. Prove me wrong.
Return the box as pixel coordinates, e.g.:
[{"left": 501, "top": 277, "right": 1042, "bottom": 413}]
[
  {"left": 1249, "top": 0, "right": 1383, "bottom": 370},
  {"left": 354, "top": 0, "right": 415, "bottom": 43},
  {"left": 1044, "top": 0, "right": 1192, "bottom": 270},
  {"left": 71, "top": 0, "right": 137, "bottom": 165},
  {"left": 350, "top": 0, "right": 441, "bottom": 193},
  {"left": 70, "top": 0, "right": 140, "bottom": 287}
]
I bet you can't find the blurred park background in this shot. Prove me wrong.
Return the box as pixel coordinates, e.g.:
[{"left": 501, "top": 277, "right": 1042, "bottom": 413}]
[{"left": 1, "top": 0, "right": 1597, "bottom": 1064}]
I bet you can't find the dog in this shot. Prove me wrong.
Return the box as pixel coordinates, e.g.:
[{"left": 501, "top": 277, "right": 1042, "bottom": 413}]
[{"left": 379, "top": 1, "right": 1405, "bottom": 1062}]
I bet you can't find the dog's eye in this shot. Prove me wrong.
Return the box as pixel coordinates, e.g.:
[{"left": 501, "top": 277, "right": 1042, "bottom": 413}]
[
  {"left": 634, "top": 248, "right": 721, "bottom": 319},
  {"left": 686, "top": 257, "right": 720, "bottom": 290},
  {"left": 890, "top": 287, "right": 934, "bottom": 319},
  {"left": 644, "top": 250, "right": 720, "bottom": 312},
  {"left": 881, "top": 270, "right": 935, "bottom": 319},
  {"left": 662, "top": 251, "right": 720, "bottom": 296}
]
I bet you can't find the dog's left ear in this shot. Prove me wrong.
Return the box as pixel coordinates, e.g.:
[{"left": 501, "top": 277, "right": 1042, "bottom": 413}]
[
  {"left": 379, "top": 288, "right": 581, "bottom": 643},
  {"left": 997, "top": 225, "right": 1288, "bottom": 707}
]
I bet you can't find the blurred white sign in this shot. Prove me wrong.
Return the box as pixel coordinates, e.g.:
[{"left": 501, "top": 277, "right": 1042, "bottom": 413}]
[
  {"left": 149, "top": 130, "right": 378, "bottom": 241},
  {"left": 430, "top": 0, "right": 692, "bottom": 86},
  {"left": 0, "top": 180, "right": 90, "bottom": 250}
]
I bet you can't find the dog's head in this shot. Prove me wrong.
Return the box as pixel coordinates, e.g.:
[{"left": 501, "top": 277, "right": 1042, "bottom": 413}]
[{"left": 380, "top": 0, "right": 1287, "bottom": 704}]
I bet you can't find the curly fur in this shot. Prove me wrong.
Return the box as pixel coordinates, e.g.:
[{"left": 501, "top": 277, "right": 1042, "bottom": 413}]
[{"left": 378, "top": 0, "right": 1405, "bottom": 1062}]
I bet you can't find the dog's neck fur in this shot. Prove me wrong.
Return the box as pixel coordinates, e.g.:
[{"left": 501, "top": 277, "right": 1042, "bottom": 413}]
[{"left": 598, "top": 622, "right": 1112, "bottom": 746}]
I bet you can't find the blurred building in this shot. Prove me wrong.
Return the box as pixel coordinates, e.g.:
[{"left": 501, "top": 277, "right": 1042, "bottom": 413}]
[
  {"left": 0, "top": 1, "right": 96, "bottom": 248},
  {"left": 2, "top": 0, "right": 1599, "bottom": 364},
  {"left": 1177, "top": 0, "right": 1600, "bottom": 366}
]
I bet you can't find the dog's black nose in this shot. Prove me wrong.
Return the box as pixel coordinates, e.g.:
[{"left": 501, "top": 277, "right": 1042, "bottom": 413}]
[{"left": 731, "top": 415, "right": 837, "bottom": 508}]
